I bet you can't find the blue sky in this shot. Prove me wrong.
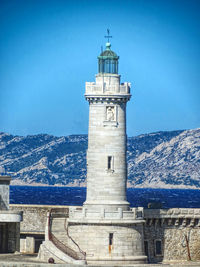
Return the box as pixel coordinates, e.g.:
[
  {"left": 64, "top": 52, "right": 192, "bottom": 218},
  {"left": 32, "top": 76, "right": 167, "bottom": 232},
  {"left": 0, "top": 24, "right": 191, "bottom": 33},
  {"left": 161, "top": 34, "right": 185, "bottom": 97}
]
[{"left": 0, "top": 0, "right": 199, "bottom": 137}]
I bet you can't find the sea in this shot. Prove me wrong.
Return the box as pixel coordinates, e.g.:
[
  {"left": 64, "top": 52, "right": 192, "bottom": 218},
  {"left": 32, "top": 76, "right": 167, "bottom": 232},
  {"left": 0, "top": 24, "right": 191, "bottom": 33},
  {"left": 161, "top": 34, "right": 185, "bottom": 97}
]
[{"left": 10, "top": 186, "right": 200, "bottom": 208}]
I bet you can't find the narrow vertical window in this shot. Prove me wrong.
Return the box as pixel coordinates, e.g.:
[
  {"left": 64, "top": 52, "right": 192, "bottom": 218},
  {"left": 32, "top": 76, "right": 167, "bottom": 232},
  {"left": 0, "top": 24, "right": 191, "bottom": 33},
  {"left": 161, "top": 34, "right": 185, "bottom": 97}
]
[
  {"left": 109, "top": 233, "right": 113, "bottom": 253},
  {"left": 109, "top": 233, "right": 113, "bottom": 246},
  {"left": 108, "top": 156, "right": 112, "bottom": 170}
]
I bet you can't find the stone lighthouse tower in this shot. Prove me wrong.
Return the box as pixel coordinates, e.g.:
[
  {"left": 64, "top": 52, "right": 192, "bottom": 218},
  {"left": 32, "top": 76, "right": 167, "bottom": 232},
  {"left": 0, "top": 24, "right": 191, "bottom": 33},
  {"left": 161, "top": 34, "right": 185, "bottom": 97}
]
[
  {"left": 84, "top": 42, "right": 131, "bottom": 210},
  {"left": 38, "top": 32, "right": 147, "bottom": 265},
  {"left": 67, "top": 32, "right": 147, "bottom": 265},
  {"left": 84, "top": 39, "right": 130, "bottom": 211}
]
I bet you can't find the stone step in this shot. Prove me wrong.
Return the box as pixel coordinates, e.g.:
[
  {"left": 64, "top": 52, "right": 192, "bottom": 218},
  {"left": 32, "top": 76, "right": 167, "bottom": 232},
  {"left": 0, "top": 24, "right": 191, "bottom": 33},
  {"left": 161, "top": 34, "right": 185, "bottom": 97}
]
[
  {"left": 49, "top": 216, "right": 80, "bottom": 252},
  {"left": 38, "top": 240, "right": 85, "bottom": 265}
]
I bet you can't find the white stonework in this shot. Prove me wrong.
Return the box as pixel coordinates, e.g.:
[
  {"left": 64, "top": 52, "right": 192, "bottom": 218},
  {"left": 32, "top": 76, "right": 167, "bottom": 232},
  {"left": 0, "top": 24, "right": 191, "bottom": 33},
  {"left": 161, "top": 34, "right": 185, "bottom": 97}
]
[
  {"left": 65, "top": 54, "right": 147, "bottom": 264},
  {"left": 38, "top": 42, "right": 147, "bottom": 265},
  {"left": 84, "top": 73, "right": 131, "bottom": 211},
  {"left": 0, "top": 210, "right": 22, "bottom": 222}
]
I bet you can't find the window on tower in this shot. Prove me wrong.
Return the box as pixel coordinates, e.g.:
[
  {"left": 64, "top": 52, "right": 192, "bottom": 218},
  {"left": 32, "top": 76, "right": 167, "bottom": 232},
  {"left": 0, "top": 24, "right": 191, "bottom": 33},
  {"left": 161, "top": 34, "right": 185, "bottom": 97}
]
[
  {"left": 109, "top": 233, "right": 113, "bottom": 246},
  {"left": 109, "top": 233, "right": 114, "bottom": 253},
  {"left": 107, "top": 156, "right": 114, "bottom": 171},
  {"left": 108, "top": 156, "right": 112, "bottom": 170}
]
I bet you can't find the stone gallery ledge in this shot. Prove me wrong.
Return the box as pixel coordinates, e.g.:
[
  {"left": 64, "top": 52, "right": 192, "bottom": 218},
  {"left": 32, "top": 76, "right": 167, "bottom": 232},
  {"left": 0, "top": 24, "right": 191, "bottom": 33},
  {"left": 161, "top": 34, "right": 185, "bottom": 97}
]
[
  {"left": 68, "top": 218, "right": 145, "bottom": 225},
  {"left": 69, "top": 207, "right": 144, "bottom": 220},
  {"left": 0, "top": 210, "right": 23, "bottom": 222}
]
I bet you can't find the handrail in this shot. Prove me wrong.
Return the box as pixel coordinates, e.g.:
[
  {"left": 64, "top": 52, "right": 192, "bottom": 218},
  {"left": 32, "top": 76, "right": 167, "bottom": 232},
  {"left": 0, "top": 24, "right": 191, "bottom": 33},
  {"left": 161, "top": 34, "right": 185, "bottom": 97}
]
[
  {"left": 48, "top": 209, "right": 86, "bottom": 261},
  {"left": 64, "top": 217, "right": 86, "bottom": 259}
]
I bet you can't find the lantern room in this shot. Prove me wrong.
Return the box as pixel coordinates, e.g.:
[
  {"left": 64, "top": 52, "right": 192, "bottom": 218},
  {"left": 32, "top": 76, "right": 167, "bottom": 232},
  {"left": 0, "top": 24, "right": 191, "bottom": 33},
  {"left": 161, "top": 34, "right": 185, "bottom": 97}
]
[{"left": 98, "top": 42, "right": 119, "bottom": 74}]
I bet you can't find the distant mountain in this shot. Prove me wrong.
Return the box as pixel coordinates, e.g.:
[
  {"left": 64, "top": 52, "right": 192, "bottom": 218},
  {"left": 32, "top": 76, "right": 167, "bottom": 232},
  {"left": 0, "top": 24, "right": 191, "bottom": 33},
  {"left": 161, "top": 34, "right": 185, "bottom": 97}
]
[{"left": 0, "top": 129, "right": 199, "bottom": 188}]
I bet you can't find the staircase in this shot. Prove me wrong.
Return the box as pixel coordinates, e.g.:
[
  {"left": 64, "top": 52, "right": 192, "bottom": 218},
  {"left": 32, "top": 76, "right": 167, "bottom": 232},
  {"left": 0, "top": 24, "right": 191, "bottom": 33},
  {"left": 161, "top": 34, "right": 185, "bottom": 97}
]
[{"left": 38, "top": 208, "right": 86, "bottom": 264}]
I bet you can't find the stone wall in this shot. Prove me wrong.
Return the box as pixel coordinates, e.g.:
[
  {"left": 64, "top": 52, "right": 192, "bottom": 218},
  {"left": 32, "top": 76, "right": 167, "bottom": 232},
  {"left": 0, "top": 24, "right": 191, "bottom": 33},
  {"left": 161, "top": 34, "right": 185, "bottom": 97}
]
[
  {"left": 10, "top": 204, "right": 70, "bottom": 253},
  {"left": 0, "top": 176, "right": 11, "bottom": 210},
  {"left": 68, "top": 223, "right": 145, "bottom": 264},
  {"left": 10, "top": 204, "right": 69, "bottom": 234},
  {"left": 10, "top": 205, "right": 200, "bottom": 263},
  {"left": 144, "top": 208, "right": 200, "bottom": 263},
  {"left": 0, "top": 222, "right": 20, "bottom": 253},
  {"left": 8, "top": 222, "right": 20, "bottom": 252}
]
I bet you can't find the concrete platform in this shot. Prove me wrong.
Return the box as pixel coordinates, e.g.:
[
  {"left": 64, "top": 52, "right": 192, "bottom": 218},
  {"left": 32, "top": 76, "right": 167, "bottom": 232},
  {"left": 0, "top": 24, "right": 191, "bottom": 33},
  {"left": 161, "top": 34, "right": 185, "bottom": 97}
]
[{"left": 0, "top": 254, "right": 200, "bottom": 267}]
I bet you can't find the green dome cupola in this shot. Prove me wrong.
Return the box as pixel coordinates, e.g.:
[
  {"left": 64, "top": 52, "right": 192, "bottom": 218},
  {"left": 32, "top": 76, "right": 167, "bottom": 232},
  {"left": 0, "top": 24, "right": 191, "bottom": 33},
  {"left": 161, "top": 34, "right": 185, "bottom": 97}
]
[{"left": 98, "top": 30, "right": 119, "bottom": 74}]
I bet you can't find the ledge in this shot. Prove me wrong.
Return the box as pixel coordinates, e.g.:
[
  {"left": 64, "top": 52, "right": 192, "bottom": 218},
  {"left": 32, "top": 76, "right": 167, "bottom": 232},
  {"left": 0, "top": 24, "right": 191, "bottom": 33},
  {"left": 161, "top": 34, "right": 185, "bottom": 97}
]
[
  {"left": 0, "top": 211, "right": 23, "bottom": 222},
  {"left": 85, "top": 94, "right": 131, "bottom": 99},
  {"left": 86, "top": 255, "right": 147, "bottom": 261},
  {"left": 21, "top": 231, "right": 45, "bottom": 235},
  {"left": 68, "top": 218, "right": 145, "bottom": 225},
  {"left": 0, "top": 175, "right": 11, "bottom": 185},
  {"left": 144, "top": 208, "right": 200, "bottom": 219},
  {"left": 10, "top": 204, "right": 71, "bottom": 208}
]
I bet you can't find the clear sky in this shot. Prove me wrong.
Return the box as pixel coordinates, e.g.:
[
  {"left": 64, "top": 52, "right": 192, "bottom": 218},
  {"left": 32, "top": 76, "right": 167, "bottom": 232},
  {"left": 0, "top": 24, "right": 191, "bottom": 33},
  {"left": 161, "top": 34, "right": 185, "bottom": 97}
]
[{"left": 0, "top": 0, "right": 199, "bottom": 137}]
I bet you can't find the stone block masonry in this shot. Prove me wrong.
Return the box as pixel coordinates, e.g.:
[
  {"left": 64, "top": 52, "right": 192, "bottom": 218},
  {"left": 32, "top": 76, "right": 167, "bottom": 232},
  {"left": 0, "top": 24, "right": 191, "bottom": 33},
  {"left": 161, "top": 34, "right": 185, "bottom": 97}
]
[
  {"left": 0, "top": 176, "right": 11, "bottom": 210},
  {"left": 10, "top": 204, "right": 69, "bottom": 254},
  {"left": 10, "top": 204, "right": 69, "bottom": 234},
  {"left": 10, "top": 204, "right": 200, "bottom": 263},
  {"left": 85, "top": 74, "right": 131, "bottom": 212},
  {"left": 144, "top": 208, "right": 200, "bottom": 262}
]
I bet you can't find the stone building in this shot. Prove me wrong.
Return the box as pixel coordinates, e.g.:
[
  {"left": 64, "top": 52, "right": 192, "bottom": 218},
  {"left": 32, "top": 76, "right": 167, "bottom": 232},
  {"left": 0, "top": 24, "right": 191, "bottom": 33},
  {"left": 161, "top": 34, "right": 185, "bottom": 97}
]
[
  {"left": 144, "top": 208, "right": 200, "bottom": 263},
  {"left": 10, "top": 204, "right": 200, "bottom": 263},
  {"left": 0, "top": 176, "right": 22, "bottom": 253}
]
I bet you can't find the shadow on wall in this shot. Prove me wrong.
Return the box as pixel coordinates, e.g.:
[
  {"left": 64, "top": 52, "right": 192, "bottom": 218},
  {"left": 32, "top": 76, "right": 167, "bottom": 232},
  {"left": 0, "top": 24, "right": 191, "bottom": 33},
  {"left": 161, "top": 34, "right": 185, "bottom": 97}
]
[{"left": 0, "top": 196, "right": 8, "bottom": 210}]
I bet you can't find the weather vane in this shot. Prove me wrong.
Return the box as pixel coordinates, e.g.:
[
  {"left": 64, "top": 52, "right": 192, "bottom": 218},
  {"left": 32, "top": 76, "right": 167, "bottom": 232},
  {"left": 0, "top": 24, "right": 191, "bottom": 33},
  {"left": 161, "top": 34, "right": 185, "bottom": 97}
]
[{"left": 104, "top": 29, "right": 112, "bottom": 43}]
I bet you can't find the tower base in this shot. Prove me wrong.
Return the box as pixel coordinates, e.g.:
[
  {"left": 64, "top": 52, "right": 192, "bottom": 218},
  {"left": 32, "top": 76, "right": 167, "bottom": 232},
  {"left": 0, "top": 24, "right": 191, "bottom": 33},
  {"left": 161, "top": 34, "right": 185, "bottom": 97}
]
[
  {"left": 87, "top": 256, "right": 147, "bottom": 266},
  {"left": 67, "top": 207, "right": 147, "bottom": 265}
]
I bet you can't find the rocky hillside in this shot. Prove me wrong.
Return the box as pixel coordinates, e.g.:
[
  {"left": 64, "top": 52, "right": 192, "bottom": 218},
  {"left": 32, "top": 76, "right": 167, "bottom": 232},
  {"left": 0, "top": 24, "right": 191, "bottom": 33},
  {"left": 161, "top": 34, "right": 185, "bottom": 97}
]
[{"left": 0, "top": 129, "right": 199, "bottom": 188}]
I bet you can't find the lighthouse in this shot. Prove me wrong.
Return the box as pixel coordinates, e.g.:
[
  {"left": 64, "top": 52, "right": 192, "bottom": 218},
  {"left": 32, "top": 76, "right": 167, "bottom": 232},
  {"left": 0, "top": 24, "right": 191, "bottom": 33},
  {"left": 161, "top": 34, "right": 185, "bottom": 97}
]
[
  {"left": 67, "top": 31, "right": 147, "bottom": 265},
  {"left": 84, "top": 35, "right": 131, "bottom": 211},
  {"left": 38, "top": 31, "right": 146, "bottom": 265}
]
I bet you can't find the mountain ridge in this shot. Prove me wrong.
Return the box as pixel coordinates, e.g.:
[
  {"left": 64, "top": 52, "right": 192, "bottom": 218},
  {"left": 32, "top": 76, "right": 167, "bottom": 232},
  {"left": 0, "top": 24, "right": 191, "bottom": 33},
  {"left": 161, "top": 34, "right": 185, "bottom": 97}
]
[{"left": 0, "top": 128, "right": 199, "bottom": 189}]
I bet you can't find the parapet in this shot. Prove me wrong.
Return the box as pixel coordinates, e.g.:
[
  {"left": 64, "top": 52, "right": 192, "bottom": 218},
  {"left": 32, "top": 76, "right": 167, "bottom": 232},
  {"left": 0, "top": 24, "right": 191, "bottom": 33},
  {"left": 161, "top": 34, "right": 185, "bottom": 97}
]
[
  {"left": 144, "top": 208, "right": 200, "bottom": 218},
  {"left": 85, "top": 82, "right": 131, "bottom": 96},
  {"left": 144, "top": 208, "right": 200, "bottom": 227},
  {"left": 68, "top": 206, "right": 144, "bottom": 224}
]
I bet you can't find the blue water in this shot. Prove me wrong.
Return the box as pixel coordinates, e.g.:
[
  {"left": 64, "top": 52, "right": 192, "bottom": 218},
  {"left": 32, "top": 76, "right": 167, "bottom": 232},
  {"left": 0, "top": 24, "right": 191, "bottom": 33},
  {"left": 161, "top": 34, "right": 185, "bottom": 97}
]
[{"left": 10, "top": 186, "right": 200, "bottom": 208}]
